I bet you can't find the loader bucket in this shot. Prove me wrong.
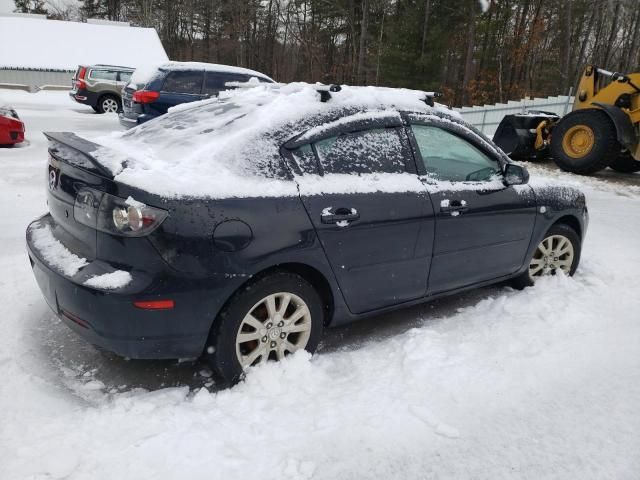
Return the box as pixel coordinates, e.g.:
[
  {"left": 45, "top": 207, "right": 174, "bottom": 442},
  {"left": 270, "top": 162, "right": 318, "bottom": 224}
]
[{"left": 493, "top": 112, "right": 559, "bottom": 160}]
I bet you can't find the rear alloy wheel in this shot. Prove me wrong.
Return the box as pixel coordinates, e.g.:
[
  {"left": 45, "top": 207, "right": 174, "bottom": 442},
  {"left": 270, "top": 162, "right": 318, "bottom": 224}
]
[
  {"left": 97, "top": 95, "right": 120, "bottom": 114},
  {"left": 206, "top": 272, "right": 324, "bottom": 385},
  {"left": 609, "top": 153, "right": 640, "bottom": 173},
  {"left": 235, "top": 292, "right": 312, "bottom": 368},
  {"left": 550, "top": 109, "right": 620, "bottom": 174},
  {"left": 511, "top": 224, "right": 580, "bottom": 289}
]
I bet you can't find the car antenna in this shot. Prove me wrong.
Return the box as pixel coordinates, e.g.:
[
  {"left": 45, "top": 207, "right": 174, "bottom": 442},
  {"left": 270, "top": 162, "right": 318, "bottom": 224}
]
[
  {"left": 314, "top": 84, "right": 342, "bottom": 102},
  {"left": 423, "top": 92, "right": 442, "bottom": 107}
]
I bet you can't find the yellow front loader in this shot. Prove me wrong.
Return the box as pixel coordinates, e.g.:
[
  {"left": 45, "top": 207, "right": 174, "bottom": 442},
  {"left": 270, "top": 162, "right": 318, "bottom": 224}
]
[{"left": 494, "top": 65, "right": 640, "bottom": 174}]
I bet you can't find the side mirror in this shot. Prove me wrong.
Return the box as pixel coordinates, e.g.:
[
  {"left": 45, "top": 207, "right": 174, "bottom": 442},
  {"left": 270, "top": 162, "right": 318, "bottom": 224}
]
[{"left": 503, "top": 163, "right": 529, "bottom": 186}]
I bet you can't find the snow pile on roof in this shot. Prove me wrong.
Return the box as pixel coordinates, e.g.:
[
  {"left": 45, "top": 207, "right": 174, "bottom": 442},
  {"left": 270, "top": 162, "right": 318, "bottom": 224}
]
[
  {"left": 0, "top": 16, "right": 168, "bottom": 70},
  {"left": 129, "top": 61, "right": 273, "bottom": 89},
  {"left": 93, "top": 83, "right": 457, "bottom": 199}
]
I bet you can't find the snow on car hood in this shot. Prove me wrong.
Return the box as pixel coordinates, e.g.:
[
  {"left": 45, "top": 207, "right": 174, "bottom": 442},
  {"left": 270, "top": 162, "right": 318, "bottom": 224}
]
[{"left": 93, "top": 83, "right": 456, "bottom": 199}]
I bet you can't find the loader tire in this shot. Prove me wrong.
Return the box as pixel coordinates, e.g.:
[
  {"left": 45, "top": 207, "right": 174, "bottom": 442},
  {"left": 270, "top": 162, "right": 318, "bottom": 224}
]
[
  {"left": 609, "top": 153, "right": 640, "bottom": 173},
  {"left": 550, "top": 109, "right": 620, "bottom": 175}
]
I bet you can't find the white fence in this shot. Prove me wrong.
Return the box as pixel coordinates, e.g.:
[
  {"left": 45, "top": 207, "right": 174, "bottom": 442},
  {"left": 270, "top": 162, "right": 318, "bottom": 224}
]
[{"left": 455, "top": 95, "right": 574, "bottom": 137}]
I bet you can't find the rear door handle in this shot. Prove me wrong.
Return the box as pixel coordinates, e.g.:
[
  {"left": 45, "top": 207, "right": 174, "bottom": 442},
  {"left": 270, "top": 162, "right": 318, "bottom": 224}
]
[
  {"left": 440, "top": 199, "right": 468, "bottom": 215},
  {"left": 321, "top": 207, "right": 360, "bottom": 225}
]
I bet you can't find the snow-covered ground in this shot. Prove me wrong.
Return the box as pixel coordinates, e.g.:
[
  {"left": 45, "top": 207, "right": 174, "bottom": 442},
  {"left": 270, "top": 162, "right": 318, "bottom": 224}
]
[{"left": 0, "top": 90, "right": 639, "bottom": 479}]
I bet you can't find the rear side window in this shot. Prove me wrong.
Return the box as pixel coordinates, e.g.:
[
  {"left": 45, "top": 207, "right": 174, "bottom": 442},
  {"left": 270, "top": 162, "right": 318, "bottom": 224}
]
[
  {"left": 411, "top": 124, "right": 501, "bottom": 182},
  {"left": 313, "top": 128, "right": 407, "bottom": 175},
  {"left": 162, "top": 71, "right": 204, "bottom": 94},
  {"left": 118, "top": 71, "right": 132, "bottom": 83},
  {"left": 203, "top": 72, "right": 269, "bottom": 95},
  {"left": 89, "top": 70, "right": 118, "bottom": 81}
]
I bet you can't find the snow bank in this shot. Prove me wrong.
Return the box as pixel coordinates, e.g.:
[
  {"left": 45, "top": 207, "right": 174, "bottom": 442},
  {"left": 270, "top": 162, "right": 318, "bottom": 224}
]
[
  {"left": 0, "top": 16, "right": 168, "bottom": 71},
  {"left": 29, "top": 224, "right": 88, "bottom": 276},
  {"left": 83, "top": 270, "right": 132, "bottom": 290},
  {"left": 0, "top": 89, "right": 74, "bottom": 108},
  {"left": 2, "top": 96, "right": 640, "bottom": 479},
  {"left": 93, "top": 84, "right": 457, "bottom": 199}
]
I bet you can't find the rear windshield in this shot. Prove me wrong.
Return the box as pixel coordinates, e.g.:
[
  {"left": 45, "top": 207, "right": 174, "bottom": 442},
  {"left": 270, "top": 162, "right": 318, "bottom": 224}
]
[{"left": 89, "top": 69, "right": 118, "bottom": 81}]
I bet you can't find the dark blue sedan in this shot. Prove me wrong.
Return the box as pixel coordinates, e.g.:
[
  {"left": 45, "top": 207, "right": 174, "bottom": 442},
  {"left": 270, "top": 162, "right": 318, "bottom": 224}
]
[{"left": 27, "top": 84, "right": 587, "bottom": 385}]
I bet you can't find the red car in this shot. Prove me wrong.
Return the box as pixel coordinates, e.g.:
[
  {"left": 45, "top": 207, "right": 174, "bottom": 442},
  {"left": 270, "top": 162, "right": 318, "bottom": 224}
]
[{"left": 0, "top": 106, "right": 25, "bottom": 146}]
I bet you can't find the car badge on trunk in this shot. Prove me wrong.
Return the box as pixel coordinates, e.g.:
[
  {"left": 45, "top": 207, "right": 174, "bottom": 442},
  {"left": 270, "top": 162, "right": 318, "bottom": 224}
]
[{"left": 48, "top": 169, "right": 57, "bottom": 190}]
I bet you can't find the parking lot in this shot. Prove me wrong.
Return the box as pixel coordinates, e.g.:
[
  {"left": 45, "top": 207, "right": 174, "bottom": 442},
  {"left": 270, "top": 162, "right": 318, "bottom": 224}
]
[{"left": 1, "top": 91, "right": 639, "bottom": 479}]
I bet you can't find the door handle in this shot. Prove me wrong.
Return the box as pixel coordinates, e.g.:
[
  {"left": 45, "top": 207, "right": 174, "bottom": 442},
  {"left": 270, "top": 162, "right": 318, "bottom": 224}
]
[
  {"left": 321, "top": 207, "right": 360, "bottom": 225},
  {"left": 440, "top": 199, "right": 468, "bottom": 216}
]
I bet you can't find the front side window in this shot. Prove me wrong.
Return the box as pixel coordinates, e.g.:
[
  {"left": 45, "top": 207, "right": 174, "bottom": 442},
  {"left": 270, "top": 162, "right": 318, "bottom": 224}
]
[
  {"left": 89, "top": 70, "right": 118, "bottom": 81},
  {"left": 313, "top": 128, "right": 407, "bottom": 175},
  {"left": 289, "top": 144, "right": 318, "bottom": 174},
  {"left": 411, "top": 124, "right": 501, "bottom": 182},
  {"left": 162, "top": 71, "right": 204, "bottom": 94}
]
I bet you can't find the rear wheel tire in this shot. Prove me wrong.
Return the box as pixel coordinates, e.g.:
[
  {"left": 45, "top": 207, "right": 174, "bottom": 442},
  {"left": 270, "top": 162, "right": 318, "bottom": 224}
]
[
  {"left": 550, "top": 109, "right": 620, "bottom": 175},
  {"left": 97, "top": 95, "right": 121, "bottom": 114},
  {"left": 609, "top": 152, "right": 640, "bottom": 173},
  {"left": 511, "top": 223, "right": 581, "bottom": 289},
  {"left": 205, "top": 271, "right": 324, "bottom": 385}
]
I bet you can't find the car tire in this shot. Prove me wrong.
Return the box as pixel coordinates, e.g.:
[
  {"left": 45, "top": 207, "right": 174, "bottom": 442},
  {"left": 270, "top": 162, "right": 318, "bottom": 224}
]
[
  {"left": 609, "top": 152, "right": 640, "bottom": 173},
  {"left": 97, "top": 95, "right": 121, "bottom": 114},
  {"left": 550, "top": 109, "right": 620, "bottom": 175},
  {"left": 205, "top": 271, "right": 324, "bottom": 385},
  {"left": 511, "top": 223, "right": 581, "bottom": 289}
]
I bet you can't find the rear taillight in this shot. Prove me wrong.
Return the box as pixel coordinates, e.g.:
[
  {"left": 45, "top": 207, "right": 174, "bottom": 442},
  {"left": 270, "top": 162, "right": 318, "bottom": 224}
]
[
  {"left": 74, "top": 188, "right": 168, "bottom": 237},
  {"left": 132, "top": 90, "right": 160, "bottom": 104},
  {"left": 76, "top": 66, "right": 87, "bottom": 89}
]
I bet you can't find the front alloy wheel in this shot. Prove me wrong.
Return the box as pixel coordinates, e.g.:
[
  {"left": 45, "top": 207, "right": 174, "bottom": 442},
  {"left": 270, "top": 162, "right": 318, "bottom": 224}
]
[
  {"left": 511, "top": 223, "right": 581, "bottom": 289},
  {"left": 235, "top": 292, "right": 312, "bottom": 368},
  {"left": 528, "top": 234, "right": 574, "bottom": 280}
]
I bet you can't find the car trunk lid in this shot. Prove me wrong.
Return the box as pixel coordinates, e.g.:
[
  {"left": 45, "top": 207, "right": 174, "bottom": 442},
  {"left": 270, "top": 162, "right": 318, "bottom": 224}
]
[{"left": 44, "top": 132, "right": 117, "bottom": 259}]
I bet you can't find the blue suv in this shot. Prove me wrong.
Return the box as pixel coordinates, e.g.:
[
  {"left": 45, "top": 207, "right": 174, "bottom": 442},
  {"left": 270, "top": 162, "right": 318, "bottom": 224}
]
[{"left": 119, "top": 62, "right": 273, "bottom": 128}]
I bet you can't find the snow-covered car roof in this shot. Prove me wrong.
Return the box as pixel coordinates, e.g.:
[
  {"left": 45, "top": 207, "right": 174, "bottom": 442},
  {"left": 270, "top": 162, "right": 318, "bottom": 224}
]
[
  {"left": 91, "top": 83, "right": 487, "bottom": 199},
  {"left": 129, "top": 61, "right": 274, "bottom": 89}
]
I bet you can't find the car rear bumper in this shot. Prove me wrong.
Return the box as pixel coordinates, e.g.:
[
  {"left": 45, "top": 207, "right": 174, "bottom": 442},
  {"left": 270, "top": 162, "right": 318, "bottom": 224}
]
[
  {"left": 118, "top": 113, "right": 139, "bottom": 128},
  {"left": 26, "top": 214, "right": 214, "bottom": 359},
  {"left": 0, "top": 117, "right": 25, "bottom": 145},
  {"left": 0, "top": 129, "right": 24, "bottom": 145},
  {"left": 119, "top": 111, "right": 157, "bottom": 128},
  {"left": 69, "top": 89, "right": 98, "bottom": 108}
]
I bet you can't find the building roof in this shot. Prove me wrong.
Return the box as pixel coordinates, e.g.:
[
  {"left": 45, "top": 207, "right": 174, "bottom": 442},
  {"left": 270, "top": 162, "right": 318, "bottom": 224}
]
[{"left": 0, "top": 16, "right": 169, "bottom": 71}]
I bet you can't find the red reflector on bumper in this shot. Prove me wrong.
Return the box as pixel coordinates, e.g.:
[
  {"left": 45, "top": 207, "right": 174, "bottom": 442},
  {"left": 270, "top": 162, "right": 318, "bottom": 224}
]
[
  {"left": 61, "top": 309, "right": 90, "bottom": 328},
  {"left": 134, "top": 299, "right": 175, "bottom": 310}
]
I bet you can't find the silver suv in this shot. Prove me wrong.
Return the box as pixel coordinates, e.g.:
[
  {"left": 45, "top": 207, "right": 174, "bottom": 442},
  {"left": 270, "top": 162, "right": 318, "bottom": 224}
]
[{"left": 69, "top": 64, "right": 134, "bottom": 113}]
